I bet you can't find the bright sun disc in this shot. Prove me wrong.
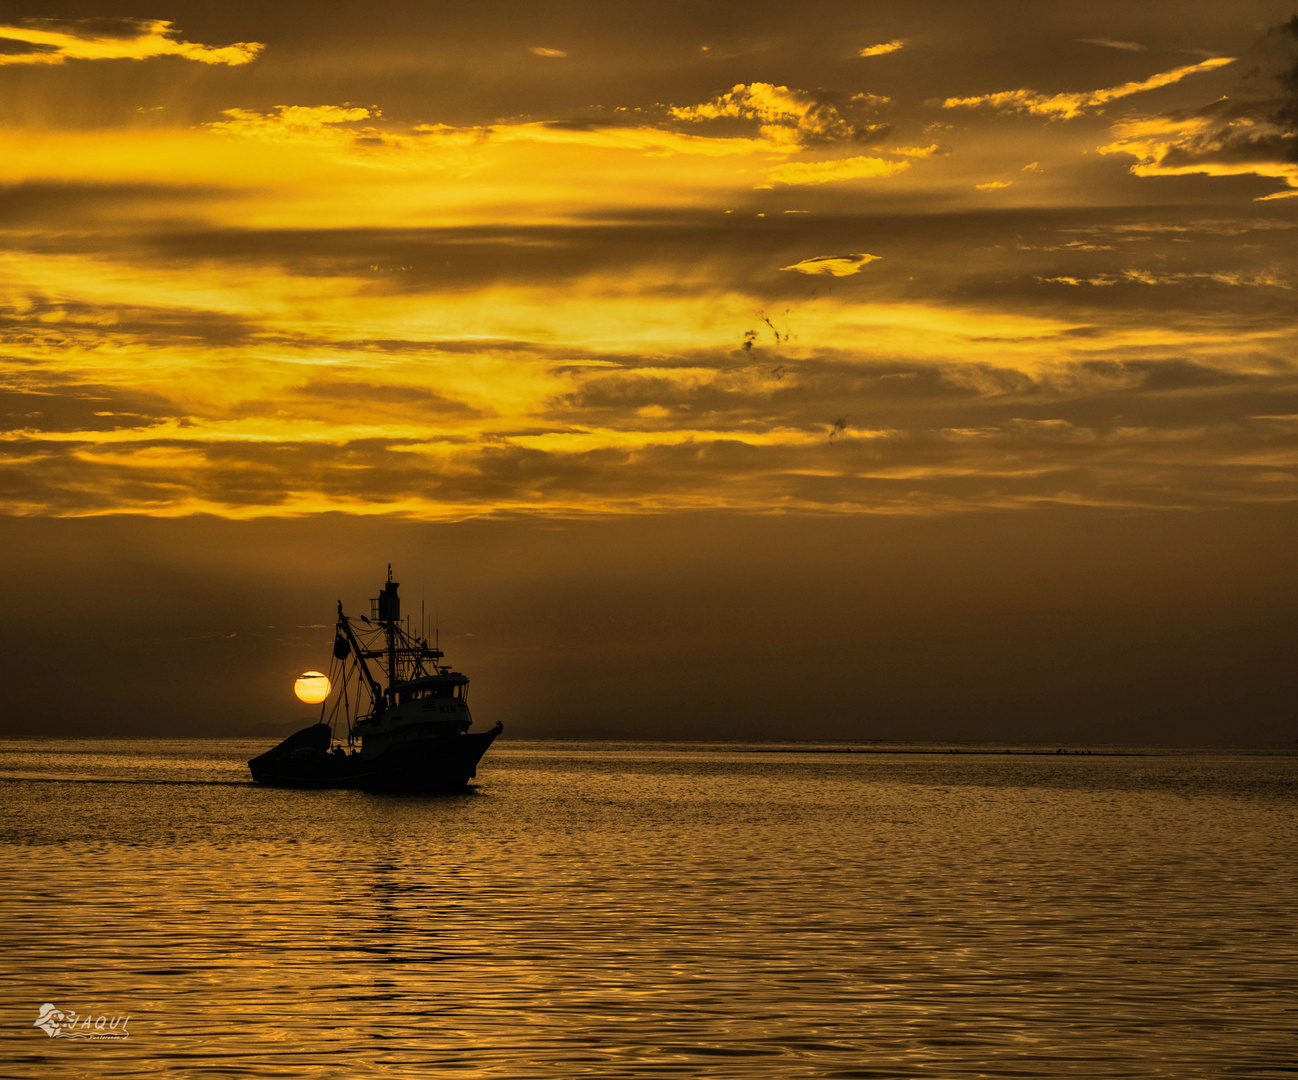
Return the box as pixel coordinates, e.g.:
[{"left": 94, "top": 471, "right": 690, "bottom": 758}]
[{"left": 294, "top": 670, "right": 331, "bottom": 704}]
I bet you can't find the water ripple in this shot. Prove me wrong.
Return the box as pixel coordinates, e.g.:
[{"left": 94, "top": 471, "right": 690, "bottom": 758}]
[{"left": 0, "top": 740, "right": 1295, "bottom": 1078}]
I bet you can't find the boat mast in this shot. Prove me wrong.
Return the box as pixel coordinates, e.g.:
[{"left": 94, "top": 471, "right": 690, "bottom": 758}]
[
  {"left": 335, "top": 601, "right": 383, "bottom": 705},
  {"left": 376, "top": 563, "right": 400, "bottom": 697}
]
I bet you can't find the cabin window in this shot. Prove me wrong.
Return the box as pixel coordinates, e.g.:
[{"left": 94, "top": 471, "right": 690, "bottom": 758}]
[{"left": 402, "top": 680, "right": 467, "bottom": 700}]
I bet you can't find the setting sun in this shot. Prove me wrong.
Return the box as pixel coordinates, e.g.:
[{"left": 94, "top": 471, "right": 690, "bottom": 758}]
[{"left": 293, "top": 671, "right": 331, "bottom": 705}]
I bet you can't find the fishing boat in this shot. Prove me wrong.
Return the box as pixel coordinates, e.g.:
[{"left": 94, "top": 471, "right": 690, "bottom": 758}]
[{"left": 249, "top": 567, "right": 501, "bottom": 791}]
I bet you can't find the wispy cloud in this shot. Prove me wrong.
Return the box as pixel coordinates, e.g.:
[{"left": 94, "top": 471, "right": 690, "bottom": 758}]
[
  {"left": 529, "top": 46, "right": 567, "bottom": 58},
  {"left": 208, "top": 105, "right": 799, "bottom": 166},
  {"left": 976, "top": 180, "right": 1013, "bottom": 191},
  {"left": 671, "top": 82, "right": 891, "bottom": 146},
  {"left": 209, "top": 106, "right": 375, "bottom": 144},
  {"left": 943, "top": 57, "right": 1234, "bottom": 119},
  {"left": 1100, "top": 98, "right": 1298, "bottom": 195},
  {"left": 1039, "top": 269, "right": 1289, "bottom": 288},
  {"left": 859, "top": 39, "right": 906, "bottom": 57},
  {"left": 781, "top": 253, "right": 881, "bottom": 276},
  {"left": 1078, "top": 38, "right": 1147, "bottom": 52},
  {"left": 0, "top": 18, "right": 263, "bottom": 66},
  {"left": 765, "top": 155, "right": 910, "bottom": 185},
  {"left": 205, "top": 84, "right": 916, "bottom": 187},
  {"left": 1273, "top": 14, "right": 1298, "bottom": 162}
]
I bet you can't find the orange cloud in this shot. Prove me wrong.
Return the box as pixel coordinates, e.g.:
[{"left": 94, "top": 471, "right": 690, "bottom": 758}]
[
  {"left": 943, "top": 57, "right": 1234, "bottom": 119},
  {"left": 765, "top": 155, "right": 909, "bottom": 185},
  {"left": 781, "top": 254, "right": 882, "bottom": 276},
  {"left": 1079, "top": 38, "right": 1147, "bottom": 52},
  {"left": 858, "top": 40, "right": 906, "bottom": 57},
  {"left": 670, "top": 82, "right": 891, "bottom": 146},
  {"left": 209, "top": 105, "right": 375, "bottom": 144},
  {"left": 0, "top": 18, "right": 263, "bottom": 66},
  {"left": 1099, "top": 105, "right": 1298, "bottom": 195}
]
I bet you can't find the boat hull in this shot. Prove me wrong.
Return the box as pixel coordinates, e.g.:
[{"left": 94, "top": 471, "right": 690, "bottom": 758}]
[{"left": 249, "top": 725, "right": 501, "bottom": 792}]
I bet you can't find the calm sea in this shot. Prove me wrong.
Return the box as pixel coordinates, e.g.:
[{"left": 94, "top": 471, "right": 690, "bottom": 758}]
[{"left": 1, "top": 739, "right": 1294, "bottom": 1078}]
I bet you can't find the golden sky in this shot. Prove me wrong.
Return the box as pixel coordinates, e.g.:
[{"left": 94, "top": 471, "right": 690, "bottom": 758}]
[
  {"left": 2, "top": 2, "right": 1296, "bottom": 520},
  {"left": 2, "top": 3, "right": 1298, "bottom": 742}
]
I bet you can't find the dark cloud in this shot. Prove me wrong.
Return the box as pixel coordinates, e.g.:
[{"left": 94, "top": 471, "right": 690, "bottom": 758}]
[
  {"left": 0, "top": 181, "right": 243, "bottom": 229},
  {"left": 7, "top": 203, "right": 1289, "bottom": 320},
  {"left": 14, "top": 17, "right": 160, "bottom": 41},
  {"left": 1093, "top": 20, "right": 1298, "bottom": 193},
  {"left": 555, "top": 353, "right": 1298, "bottom": 437},
  {"left": 294, "top": 377, "right": 486, "bottom": 416},
  {"left": 1157, "top": 97, "right": 1293, "bottom": 169},
  {"left": 0, "top": 36, "right": 57, "bottom": 56},
  {"left": 0, "top": 297, "right": 264, "bottom": 348},
  {"left": 0, "top": 383, "right": 181, "bottom": 433},
  {"left": 1277, "top": 14, "right": 1298, "bottom": 159},
  {"left": 4, "top": 357, "right": 1297, "bottom": 517}
]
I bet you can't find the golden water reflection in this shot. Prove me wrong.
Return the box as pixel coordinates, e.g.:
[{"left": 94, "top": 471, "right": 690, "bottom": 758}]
[{"left": 1, "top": 741, "right": 1295, "bottom": 1077}]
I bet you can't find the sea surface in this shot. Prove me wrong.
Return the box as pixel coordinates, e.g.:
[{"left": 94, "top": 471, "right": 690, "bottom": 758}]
[{"left": 1, "top": 739, "right": 1294, "bottom": 1078}]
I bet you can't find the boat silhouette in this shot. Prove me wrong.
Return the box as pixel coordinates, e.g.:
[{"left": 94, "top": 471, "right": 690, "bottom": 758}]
[{"left": 249, "top": 567, "right": 501, "bottom": 791}]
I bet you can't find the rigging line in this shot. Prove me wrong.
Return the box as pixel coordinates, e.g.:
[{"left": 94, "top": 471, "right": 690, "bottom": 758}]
[
  {"left": 326, "top": 652, "right": 349, "bottom": 733},
  {"left": 324, "top": 653, "right": 346, "bottom": 737},
  {"left": 341, "top": 659, "right": 353, "bottom": 744},
  {"left": 317, "top": 652, "right": 337, "bottom": 727}
]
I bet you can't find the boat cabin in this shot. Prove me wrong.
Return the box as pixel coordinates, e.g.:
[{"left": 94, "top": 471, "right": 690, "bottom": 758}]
[
  {"left": 392, "top": 672, "right": 469, "bottom": 706},
  {"left": 354, "top": 670, "right": 472, "bottom": 757}
]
